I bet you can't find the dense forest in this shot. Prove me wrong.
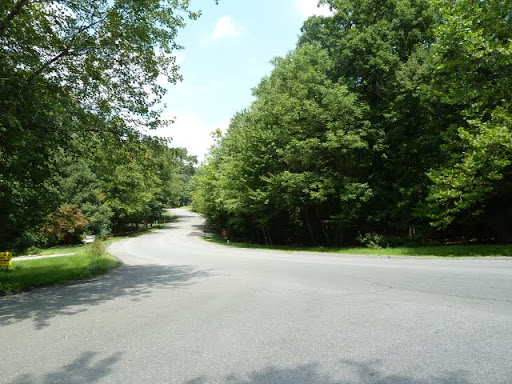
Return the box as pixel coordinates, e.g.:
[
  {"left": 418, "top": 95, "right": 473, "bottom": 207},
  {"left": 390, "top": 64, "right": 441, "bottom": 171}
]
[
  {"left": 0, "top": 0, "right": 197, "bottom": 250},
  {"left": 192, "top": 0, "right": 512, "bottom": 247}
]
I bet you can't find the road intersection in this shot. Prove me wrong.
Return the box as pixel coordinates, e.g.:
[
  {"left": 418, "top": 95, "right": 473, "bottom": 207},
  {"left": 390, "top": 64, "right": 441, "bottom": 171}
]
[{"left": 2, "top": 209, "right": 511, "bottom": 383}]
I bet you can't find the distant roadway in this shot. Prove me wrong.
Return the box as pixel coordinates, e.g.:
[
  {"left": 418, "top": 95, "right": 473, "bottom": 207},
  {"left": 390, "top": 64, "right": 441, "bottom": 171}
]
[{"left": 1, "top": 208, "right": 511, "bottom": 383}]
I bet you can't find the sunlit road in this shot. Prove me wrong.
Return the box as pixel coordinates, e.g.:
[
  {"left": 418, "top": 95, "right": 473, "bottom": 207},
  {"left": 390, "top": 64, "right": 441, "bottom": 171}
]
[{"left": 2, "top": 209, "right": 512, "bottom": 384}]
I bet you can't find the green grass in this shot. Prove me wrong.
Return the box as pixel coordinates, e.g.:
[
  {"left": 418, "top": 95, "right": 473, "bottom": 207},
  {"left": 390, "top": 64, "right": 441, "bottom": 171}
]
[
  {"left": 26, "top": 223, "right": 175, "bottom": 256},
  {"left": 203, "top": 236, "right": 512, "bottom": 258},
  {"left": 38, "top": 244, "right": 84, "bottom": 256},
  {"left": 1, "top": 221, "right": 186, "bottom": 295},
  {"left": 0, "top": 245, "right": 120, "bottom": 295}
]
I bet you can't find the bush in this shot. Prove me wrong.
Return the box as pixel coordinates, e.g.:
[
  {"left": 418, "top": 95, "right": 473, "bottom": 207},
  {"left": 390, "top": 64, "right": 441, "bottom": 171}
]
[
  {"left": 41, "top": 205, "right": 91, "bottom": 245},
  {"left": 87, "top": 238, "right": 106, "bottom": 258},
  {"left": 357, "top": 232, "right": 389, "bottom": 249},
  {"left": 26, "top": 246, "right": 42, "bottom": 255},
  {"left": 11, "top": 229, "right": 47, "bottom": 253},
  {"left": 357, "top": 231, "right": 428, "bottom": 248}
]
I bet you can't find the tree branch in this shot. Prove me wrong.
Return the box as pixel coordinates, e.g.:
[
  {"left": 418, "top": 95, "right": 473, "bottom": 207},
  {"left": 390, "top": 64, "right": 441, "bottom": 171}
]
[
  {"left": 27, "top": 16, "right": 105, "bottom": 81},
  {"left": 28, "top": 47, "right": 73, "bottom": 81},
  {"left": 0, "top": 0, "right": 32, "bottom": 35}
]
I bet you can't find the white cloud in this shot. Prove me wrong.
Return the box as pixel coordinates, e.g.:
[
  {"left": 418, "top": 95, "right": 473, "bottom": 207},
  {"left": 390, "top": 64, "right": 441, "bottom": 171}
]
[
  {"left": 203, "top": 16, "right": 240, "bottom": 43},
  {"left": 153, "top": 111, "right": 230, "bottom": 161},
  {"left": 296, "top": 0, "right": 333, "bottom": 18}
]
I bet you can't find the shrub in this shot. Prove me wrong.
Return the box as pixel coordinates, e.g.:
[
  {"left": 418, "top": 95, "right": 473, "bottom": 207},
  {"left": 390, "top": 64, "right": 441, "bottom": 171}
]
[
  {"left": 357, "top": 232, "right": 388, "bottom": 249},
  {"left": 87, "top": 238, "right": 106, "bottom": 258},
  {"left": 41, "top": 205, "right": 91, "bottom": 245},
  {"left": 26, "top": 246, "right": 42, "bottom": 255}
]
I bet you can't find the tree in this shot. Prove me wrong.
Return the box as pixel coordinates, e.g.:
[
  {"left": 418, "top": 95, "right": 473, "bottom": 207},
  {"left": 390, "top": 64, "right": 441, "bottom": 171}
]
[
  {"left": 193, "top": 45, "right": 372, "bottom": 245},
  {"left": 0, "top": 0, "right": 198, "bottom": 124},
  {"left": 0, "top": 76, "right": 76, "bottom": 248},
  {"left": 194, "top": 0, "right": 440, "bottom": 245},
  {"left": 302, "top": 0, "right": 438, "bottom": 238},
  {"left": 0, "top": 1, "right": 206, "bottom": 248},
  {"left": 425, "top": 0, "right": 512, "bottom": 240},
  {"left": 75, "top": 129, "right": 196, "bottom": 233}
]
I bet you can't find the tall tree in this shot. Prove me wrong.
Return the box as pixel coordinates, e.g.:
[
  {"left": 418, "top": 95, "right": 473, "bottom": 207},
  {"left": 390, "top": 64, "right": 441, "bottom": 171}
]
[
  {"left": 300, "top": 0, "right": 438, "bottom": 239},
  {"left": 0, "top": 0, "right": 204, "bottom": 248},
  {"left": 193, "top": 0, "right": 511, "bottom": 245},
  {"left": 425, "top": 0, "right": 512, "bottom": 240},
  {"left": 0, "top": 0, "right": 197, "bottom": 123},
  {"left": 193, "top": 45, "right": 372, "bottom": 245}
]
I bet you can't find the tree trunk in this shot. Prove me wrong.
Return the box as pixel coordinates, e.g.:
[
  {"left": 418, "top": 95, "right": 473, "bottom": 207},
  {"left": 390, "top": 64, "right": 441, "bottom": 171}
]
[{"left": 304, "top": 206, "right": 319, "bottom": 246}]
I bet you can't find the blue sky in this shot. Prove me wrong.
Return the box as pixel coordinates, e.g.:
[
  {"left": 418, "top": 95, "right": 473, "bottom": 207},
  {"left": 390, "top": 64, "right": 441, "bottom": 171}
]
[{"left": 152, "top": 0, "right": 331, "bottom": 161}]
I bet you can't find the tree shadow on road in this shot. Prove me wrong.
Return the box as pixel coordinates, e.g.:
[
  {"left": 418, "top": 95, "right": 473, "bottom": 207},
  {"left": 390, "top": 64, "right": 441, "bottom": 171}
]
[
  {"left": 10, "top": 351, "right": 122, "bottom": 384},
  {"left": 0, "top": 264, "right": 211, "bottom": 330},
  {"left": 7, "top": 357, "right": 478, "bottom": 384},
  {"left": 185, "top": 359, "right": 473, "bottom": 384}
]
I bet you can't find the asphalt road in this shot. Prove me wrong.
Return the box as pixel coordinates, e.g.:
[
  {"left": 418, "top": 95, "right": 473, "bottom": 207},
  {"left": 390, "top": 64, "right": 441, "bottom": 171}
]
[{"left": 2, "top": 208, "right": 512, "bottom": 384}]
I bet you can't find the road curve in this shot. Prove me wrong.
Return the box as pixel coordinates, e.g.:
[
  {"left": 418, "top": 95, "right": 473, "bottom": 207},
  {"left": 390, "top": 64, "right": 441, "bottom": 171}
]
[{"left": 2, "top": 208, "right": 512, "bottom": 384}]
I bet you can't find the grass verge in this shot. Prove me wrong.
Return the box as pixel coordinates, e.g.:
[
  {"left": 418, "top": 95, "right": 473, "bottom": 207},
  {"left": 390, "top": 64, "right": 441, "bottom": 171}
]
[
  {"left": 1, "top": 220, "right": 182, "bottom": 295},
  {"left": 35, "top": 223, "right": 174, "bottom": 256},
  {"left": 203, "top": 237, "right": 512, "bottom": 258},
  {"left": 38, "top": 244, "right": 83, "bottom": 256},
  {"left": 1, "top": 242, "right": 121, "bottom": 295}
]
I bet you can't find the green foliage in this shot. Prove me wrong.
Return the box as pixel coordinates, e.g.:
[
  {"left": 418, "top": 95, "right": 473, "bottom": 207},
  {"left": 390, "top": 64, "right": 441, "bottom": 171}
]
[
  {"left": 0, "top": 75, "right": 76, "bottom": 248},
  {"left": 194, "top": 0, "right": 512, "bottom": 245},
  {"left": 0, "top": 1, "right": 202, "bottom": 248},
  {"left": 95, "top": 133, "right": 197, "bottom": 232},
  {"left": 0, "top": 0, "right": 199, "bottom": 123},
  {"left": 425, "top": 0, "right": 512, "bottom": 234},
  {"left": 53, "top": 130, "right": 197, "bottom": 236},
  {"left": 88, "top": 238, "right": 106, "bottom": 259},
  {"left": 26, "top": 246, "right": 42, "bottom": 256},
  {"left": 357, "top": 233, "right": 387, "bottom": 249}
]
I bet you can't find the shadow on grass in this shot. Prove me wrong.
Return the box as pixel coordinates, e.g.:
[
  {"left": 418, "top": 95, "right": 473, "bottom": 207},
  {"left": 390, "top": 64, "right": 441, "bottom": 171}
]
[
  {"left": 185, "top": 360, "right": 472, "bottom": 384},
  {"left": 0, "top": 263, "right": 211, "bottom": 330},
  {"left": 10, "top": 351, "right": 122, "bottom": 384}
]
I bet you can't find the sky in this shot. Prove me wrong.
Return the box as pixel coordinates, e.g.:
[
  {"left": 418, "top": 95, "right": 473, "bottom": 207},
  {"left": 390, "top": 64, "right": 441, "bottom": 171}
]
[{"left": 151, "top": 0, "right": 331, "bottom": 161}]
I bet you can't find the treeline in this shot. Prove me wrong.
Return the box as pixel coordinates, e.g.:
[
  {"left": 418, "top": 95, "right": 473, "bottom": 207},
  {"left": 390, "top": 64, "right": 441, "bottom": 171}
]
[
  {"left": 192, "top": 0, "right": 512, "bottom": 246},
  {"left": 0, "top": 0, "right": 199, "bottom": 250}
]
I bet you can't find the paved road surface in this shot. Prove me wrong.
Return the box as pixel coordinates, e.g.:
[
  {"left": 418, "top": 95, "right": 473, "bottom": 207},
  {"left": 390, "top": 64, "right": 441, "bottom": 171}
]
[{"left": 2, "top": 209, "right": 512, "bottom": 383}]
